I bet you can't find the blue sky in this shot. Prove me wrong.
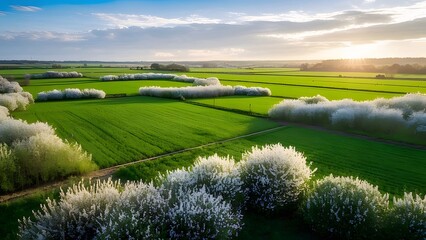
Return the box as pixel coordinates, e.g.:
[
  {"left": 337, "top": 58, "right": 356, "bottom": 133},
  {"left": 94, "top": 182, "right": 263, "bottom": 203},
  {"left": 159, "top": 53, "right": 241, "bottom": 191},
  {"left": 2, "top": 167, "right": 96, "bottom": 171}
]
[{"left": 0, "top": 0, "right": 425, "bottom": 60}]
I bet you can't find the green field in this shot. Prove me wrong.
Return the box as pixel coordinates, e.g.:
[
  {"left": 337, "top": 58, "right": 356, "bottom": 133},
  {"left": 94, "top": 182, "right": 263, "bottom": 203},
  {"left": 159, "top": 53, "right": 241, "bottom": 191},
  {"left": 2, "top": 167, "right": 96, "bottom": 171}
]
[
  {"left": 2, "top": 66, "right": 426, "bottom": 239},
  {"left": 12, "top": 96, "right": 278, "bottom": 168}
]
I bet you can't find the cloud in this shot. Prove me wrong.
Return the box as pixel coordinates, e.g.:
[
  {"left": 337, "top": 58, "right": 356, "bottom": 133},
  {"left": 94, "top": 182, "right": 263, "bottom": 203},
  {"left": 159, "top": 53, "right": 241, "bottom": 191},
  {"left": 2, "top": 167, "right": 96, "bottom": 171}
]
[
  {"left": 0, "top": 31, "right": 86, "bottom": 42},
  {"left": 1, "top": 1, "right": 426, "bottom": 60},
  {"left": 93, "top": 13, "right": 221, "bottom": 28},
  {"left": 10, "top": 5, "right": 42, "bottom": 12},
  {"left": 307, "top": 17, "right": 426, "bottom": 43}
]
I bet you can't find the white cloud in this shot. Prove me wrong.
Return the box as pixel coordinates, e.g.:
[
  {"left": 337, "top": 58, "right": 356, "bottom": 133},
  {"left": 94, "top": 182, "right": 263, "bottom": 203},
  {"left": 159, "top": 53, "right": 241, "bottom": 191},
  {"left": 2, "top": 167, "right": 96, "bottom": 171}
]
[
  {"left": 0, "top": 31, "right": 86, "bottom": 42},
  {"left": 93, "top": 13, "right": 221, "bottom": 28},
  {"left": 364, "top": 0, "right": 376, "bottom": 3},
  {"left": 10, "top": 5, "right": 42, "bottom": 12},
  {"left": 1, "top": 1, "right": 426, "bottom": 60}
]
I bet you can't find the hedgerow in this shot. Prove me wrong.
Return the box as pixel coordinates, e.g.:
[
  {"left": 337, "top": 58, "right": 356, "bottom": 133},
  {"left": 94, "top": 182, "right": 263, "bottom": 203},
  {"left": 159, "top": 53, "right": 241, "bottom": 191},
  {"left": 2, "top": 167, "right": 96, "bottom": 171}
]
[
  {"left": 139, "top": 85, "right": 272, "bottom": 99},
  {"left": 100, "top": 73, "right": 220, "bottom": 86},
  {"left": 268, "top": 94, "right": 426, "bottom": 136},
  {"left": 28, "top": 71, "right": 83, "bottom": 79},
  {"left": 37, "top": 88, "right": 106, "bottom": 101},
  {"left": 17, "top": 144, "right": 426, "bottom": 239}
]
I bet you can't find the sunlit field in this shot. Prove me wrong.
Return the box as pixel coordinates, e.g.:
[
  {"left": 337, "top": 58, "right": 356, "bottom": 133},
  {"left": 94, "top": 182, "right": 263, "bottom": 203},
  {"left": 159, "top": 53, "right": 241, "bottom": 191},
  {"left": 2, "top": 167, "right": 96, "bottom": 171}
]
[{"left": 1, "top": 66, "right": 425, "bottom": 239}]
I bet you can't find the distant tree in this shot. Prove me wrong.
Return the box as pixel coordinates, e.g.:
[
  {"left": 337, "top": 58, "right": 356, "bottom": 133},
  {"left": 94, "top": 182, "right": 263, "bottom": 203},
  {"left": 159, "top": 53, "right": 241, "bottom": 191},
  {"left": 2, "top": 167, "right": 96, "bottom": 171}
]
[
  {"left": 151, "top": 63, "right": 161, "bottom": 70},
  {"left": 300, "top": 63, "right": 310, "bottom": 71}
]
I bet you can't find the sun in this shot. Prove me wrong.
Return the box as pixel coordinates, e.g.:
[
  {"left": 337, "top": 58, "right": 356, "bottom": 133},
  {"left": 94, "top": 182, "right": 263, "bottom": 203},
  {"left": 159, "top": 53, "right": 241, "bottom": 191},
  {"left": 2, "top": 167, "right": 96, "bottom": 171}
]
[{"left": 338, "top": 42, "right": 379, "bottom": 59}]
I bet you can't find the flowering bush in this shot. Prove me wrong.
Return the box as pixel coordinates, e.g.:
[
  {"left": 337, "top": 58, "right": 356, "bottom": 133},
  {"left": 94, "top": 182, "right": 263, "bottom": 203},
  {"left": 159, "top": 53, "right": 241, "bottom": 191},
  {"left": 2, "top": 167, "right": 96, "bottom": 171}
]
[
  {"left": 29, "top": 71, "right": 83, "bottom": 79},
  {"left": 303, "top": 175, "right": 389, "bottom": 239},
  {"left": 96, "top": 181, "right": 168, "bottom": 239},
  {"left": 384, "top": 192, "right": 426, "bottom": 240},
  {"left": 140, "top": 85, "right": 236, "bottom": 99},
  {"left": 0, "top": 106, "right": 8, "bottom": 120},
  {"left": 166, "top": 187, "right": 243, "bottom": 239},
  {"left": 269, "top": 94, "right": 426, "bottom": 135},
  {"left": 19, "top": 179, "right": 121, "bottom": 239},
  {"left": 190, "top": 154, "right": 245, "bottom": 209},
  {"left": 238, "top": 144, "right": 314, "bottom": 212},
  {"left": 100, "top": 73, "right": 220, "bottom": 86},
  {"left": 0, "top": 76, "right": 23, "bottom": 93},
  {"left": 37, "top": 88, "right": 106, "bottom": 101},
  {"left": 234, "top": 85, "right": 272, "bottom": 96},
  {"left": 13, "top": 132, "right": 97, "bottom": 185},
  {"left": 0, "top": 116, "right": 96, "bottom": 193},
  {"left": 0, "top": 76, "right": 33, "bottom": 111},
  {"left": 20, "top": 178, "right": 242, "bottom": 239}
]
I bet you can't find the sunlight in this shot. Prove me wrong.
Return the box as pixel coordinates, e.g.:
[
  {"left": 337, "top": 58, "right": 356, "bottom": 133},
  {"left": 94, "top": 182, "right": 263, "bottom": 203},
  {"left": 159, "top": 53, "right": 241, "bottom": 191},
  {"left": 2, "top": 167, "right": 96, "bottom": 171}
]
[{"left": 339, "top": 42, "right": 379, "bottom": 59}]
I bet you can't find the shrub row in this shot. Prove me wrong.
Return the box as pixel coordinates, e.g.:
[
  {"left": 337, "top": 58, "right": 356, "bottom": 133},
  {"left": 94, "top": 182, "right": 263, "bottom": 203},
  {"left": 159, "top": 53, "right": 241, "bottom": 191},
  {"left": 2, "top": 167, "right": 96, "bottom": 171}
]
[
  {"left": 18, "top": 144, "right": 425, "bottom": 239},
  {"left": 19, "top": 144, "right": 312, "bottom": 239},
  {"left": 269, "top": 94, "right": 426, "bottom": 135},
  {"left": 0, "top": 107, "right": 97, "bottom": 193},
  {"left": 37, "top": 88, "right": 106, "bottom": 101},
  {"left": 28, "top": 71, "right": 83, "bottom": 79},
  {"left": 0, "top": 76, "right": 34, "bottom": 111},
  {"left": 139, "top": 85, "right": 271, "bottom": 99},
  {"left": 100, "top": 73, "right": 221, "bottom": 86}
]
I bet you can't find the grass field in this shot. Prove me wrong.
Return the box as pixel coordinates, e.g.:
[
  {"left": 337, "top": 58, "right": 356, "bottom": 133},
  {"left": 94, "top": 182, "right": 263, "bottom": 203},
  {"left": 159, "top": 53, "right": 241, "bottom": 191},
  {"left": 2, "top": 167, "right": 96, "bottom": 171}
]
[
  {"left": 12, "top": 96, "right": 278, "bottom": 168},
  {"left": 2, "top": 66, "right": 426, "bottom": 239}
]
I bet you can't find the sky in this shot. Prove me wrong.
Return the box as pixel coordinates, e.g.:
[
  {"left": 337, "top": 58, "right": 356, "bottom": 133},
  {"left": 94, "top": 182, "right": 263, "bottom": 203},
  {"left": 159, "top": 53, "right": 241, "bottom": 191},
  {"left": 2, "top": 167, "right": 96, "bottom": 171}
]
[{"left": 0, "top": 0, "right": 425, "bottom": 61}]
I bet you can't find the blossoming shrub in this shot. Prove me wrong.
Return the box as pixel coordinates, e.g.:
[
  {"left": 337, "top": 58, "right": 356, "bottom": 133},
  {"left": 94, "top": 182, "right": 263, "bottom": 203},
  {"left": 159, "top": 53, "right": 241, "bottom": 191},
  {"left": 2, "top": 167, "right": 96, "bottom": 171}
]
[
  {"left": 303, "top": 175, "right": 389, "bottom": 239},
  {"left": 0, "top": 76, "right": 34, "bottom": 111},
  {"left": 37, "top": 88, "right": 106, "bottom": 101},
  {"left": 13, "top": 132, "right": 96, "bottom": 185},
  {"left": 238, "top": 144, "right": 314, "bottom": 212},
  {"left": 20, "top": 178, "right": 242, "bottom": 239},
  {"left": 29, "top": 71, "right": 83, "bottom": 79},
  {"left": 268, "top": 94, "right": 426, "bottom": 135},
  {"left": 19, "top": 179, "right": 121, "bottom": 239},
  {"left": 189, "top": 154, "right": 245, "bottom": 209},
  {"left": 166, "top": 187, "right": 243, "bottom": 239},
  {"left": 96, "top": 181, "right": 168, "bottom": 239},
  {"left": 384, "top": 193, "right": 426, "bottom": 240},
  {"left": 0, "top": 110, "right": 97, "bottom": 193}
]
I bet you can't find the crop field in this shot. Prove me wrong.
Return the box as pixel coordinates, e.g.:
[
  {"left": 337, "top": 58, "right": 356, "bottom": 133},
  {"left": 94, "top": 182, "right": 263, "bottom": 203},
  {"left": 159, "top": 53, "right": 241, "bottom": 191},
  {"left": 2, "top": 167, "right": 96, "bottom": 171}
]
[
  {"left": 1, "top": 66, "right": 426, "bottom": 239},
  {"left": 12, "top": 96, "right": 278, "bottom": 168}
]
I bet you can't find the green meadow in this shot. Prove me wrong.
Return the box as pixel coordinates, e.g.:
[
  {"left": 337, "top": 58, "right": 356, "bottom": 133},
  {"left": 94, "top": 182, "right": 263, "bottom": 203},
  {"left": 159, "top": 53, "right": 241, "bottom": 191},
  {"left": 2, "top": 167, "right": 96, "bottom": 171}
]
[{"left": 1, "top": 66, "right": 425, "bottom": 239}]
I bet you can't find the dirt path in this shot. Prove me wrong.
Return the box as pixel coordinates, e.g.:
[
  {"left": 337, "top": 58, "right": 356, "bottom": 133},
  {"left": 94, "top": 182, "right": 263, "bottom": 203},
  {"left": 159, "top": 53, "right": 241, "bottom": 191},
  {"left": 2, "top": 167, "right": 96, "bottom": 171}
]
[{"left": 0, "top": 126, "right": 286, "bottom": 203}]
